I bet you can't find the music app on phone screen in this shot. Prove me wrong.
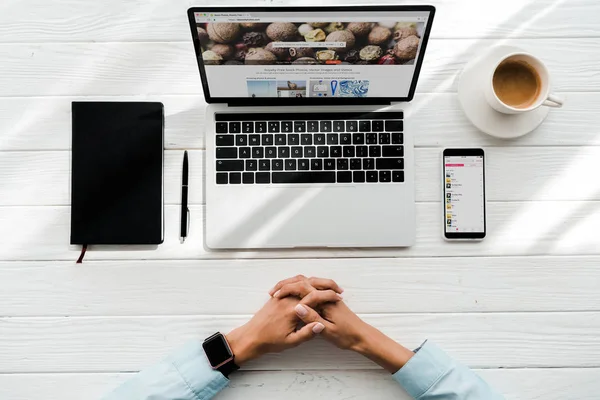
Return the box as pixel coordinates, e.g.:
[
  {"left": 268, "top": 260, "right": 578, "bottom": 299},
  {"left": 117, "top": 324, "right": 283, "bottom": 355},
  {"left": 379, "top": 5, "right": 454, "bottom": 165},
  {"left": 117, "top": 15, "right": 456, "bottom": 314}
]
[{"left": 444, "top": 156, "right": 484, "bottom": 233}]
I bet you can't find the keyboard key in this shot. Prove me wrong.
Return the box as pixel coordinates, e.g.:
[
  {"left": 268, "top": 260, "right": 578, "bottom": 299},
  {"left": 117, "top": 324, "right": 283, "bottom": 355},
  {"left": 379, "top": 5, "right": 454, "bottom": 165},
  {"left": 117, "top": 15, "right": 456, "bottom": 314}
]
[
  {"left": 353, "top": 171, "right": 366, "bottom": 183},
  {"left": 229, "top": 122, "right": 241, "bottom": 133},
  {"left": 311, "top": 159, "right": 323, "bottom": 170},
  {"left": 333, "top": 121, "right": 345, "bottom": 132},
  {"left": 242, "top": 122, "right": 253, "bottom": 133},
  {"left": 265, "top": 147, "right": 277, "bottom": 158},
  {"left": 359, "top": 120, "right": 371, "bottom": 132},
  {"left": 314, "top": 134, "right": 326, "bottom": 145},
  {"left": 392, "top": 133, "right": 403, "bottom": 144},
  {"left": 255, "top": 122, "right": 267, "bottom": 133},
  {"left": 363, "top": 158, "right": 375, "bottom": 170},
  {"left": 304, "top": 146, "right": 316, "bottom": 158},
  {"left": 288, "top": 134, "right": 300, "bottom": 145},
  {"left": 352, "top": 133, "right": 365, "bottom": 144},
  {"left": 317, "top": 146, "right": 329, "bottom": 158},
  {"left": 285, "top": 159, "right": 297, "bottom": 170},
  {"left": 350, "top": 158, "right": 362, "bottom": 170},
  {"left": 372, "top": 120, "right": 384, "bottom": 131},
  {"left": 337, "top": 159, "right": 348, "bottom": 170},
  {"left": 216, "top": 147, "right": 237, "bottom": 159},
  {"left": 392, "top": 171, "right": 405, "bottom": 182},
  {"left": 239, "top": 147, "right": 251, "bottom": 158},
  {"left": 256, "top": 172, "right": 270, "bottom": 184},
  {"left": 275, "top": 134, "right": 286, "bottom": 145},
  {"left": 366, "top": 170, "right": 378, "bottom": 182},
  {"left": 337, "top": 171, "right": 352, "bottom": 183},
  {"left": 366, "top": 133, "right": 377, "bottom": 144},
  {"left": 262, "top": 134, "right": 274, "bottom": 146},
  {"left": 340, "top": 133, "right": 351, "bottom": 145},
  {"left": 307, "top": 121, "right": 319, "bottom": 132},
  {"left": 382, "top": 146, "right": 404, "bottom": 157},
  {"left": 216, "top": 122, "right": 228, "bottom": 133},
  {"left": 281, "top": 121, "right": 293, "bottom": 133},
  {"left": 346, "top": 121, "right": 358, "bottom": 132},
  {"left": 216, "top": 173, "right": 228, "bottom": 184},
  {"left": 376, "top": 158, "right": 404, "bottom": 170},
  {"left": 301, "top": 134, "right": 312, "bottom": 145},
  {"left": 343, "top": 146, "right": 355, "bottom": 158},
  {"left": 379, "top": 171, "right": 391, "bottom": 182},
  {"left": 268, "top": 121, "right": 280, "bottom": 133},
  {"left": 272, "top": 171, "right": 335, "bottom": 184},
  {"left": 230, "top": 172, "right": 242, "bottom": 184},
  {"left": 330, "top": 146, "right": 342, "bottom": 158},
  {"left": 294, "top": 121, "right": 306, "bottom": 132},
  {"left": 378, "top": 132, "right": 390, "bottom": 144},
  {"left": 324, "top": 159, "right": 336, "bottom": 170},
  {"left": 278, "top": 147, "right": 290, "bottom": 158},
  {"left": 291, "top": 147, "right": 303, "bottom": 158},
  {"left": 252, "top": 147, "right": 264, "bottom": 158},
  {"left": 236, "top": 135, "right": 247, "bottom": 146},
  {"left": 249, "top": 134, "right": 260, "bottom": 145},
  {"left": 356, "top": 146, "right": 368, "bottom": 157},
  {"left": 216, "top": 135, "right": 234, "bottom": 146},
  {"left": 369, "top": 146, "right": 381, "bottom": 157},
  {"left": 320, "top": 121, "right": 332, "bottom": 132},
  {"left": 242, "top": 172, "right": 254, "bottom": 184},
  {"left": 385, "top": 120, "right": 403, "bottom": 131},
  {"left": 272, "top": 159, "right": 284, "bottom": 171},
  {"left": 327, "top": 134, "right": 339, "bottom": 145},
  {"left": 298, "top": 159, "right": 309, "bottom": 170},
  {"left": 246, "top": 160, "right": 257, "bottom": 171},
  {"left": 259, "top": 160, "right": 270, "bottom": 171}
]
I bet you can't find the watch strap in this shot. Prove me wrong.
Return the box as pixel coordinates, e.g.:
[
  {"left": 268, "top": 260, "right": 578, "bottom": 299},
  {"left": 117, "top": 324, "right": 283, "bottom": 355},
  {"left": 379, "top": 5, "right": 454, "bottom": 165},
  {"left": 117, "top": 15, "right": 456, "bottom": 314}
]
[{"left": 217, "top": 359, "right": 240, "bottom": 378}]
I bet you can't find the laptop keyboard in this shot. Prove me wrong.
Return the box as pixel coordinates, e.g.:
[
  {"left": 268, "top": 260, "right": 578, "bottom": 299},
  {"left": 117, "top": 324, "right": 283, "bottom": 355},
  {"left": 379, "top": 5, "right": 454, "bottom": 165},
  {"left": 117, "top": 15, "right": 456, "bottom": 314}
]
[{"left": 214, "top": 112, "right": 404, "bottom": 185}]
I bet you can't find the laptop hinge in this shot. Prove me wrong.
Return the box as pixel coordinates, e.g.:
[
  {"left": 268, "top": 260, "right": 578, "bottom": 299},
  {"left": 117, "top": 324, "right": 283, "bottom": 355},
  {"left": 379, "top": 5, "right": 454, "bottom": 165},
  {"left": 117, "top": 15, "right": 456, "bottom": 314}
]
[{"left": 226, "top": 101, "right": 394, "bottom": 107}]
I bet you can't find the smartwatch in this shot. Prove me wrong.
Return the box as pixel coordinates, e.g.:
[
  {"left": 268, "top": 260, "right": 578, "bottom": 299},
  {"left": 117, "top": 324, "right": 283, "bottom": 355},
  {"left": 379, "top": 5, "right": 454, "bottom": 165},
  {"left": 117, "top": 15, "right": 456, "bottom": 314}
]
[{"left": 202, "top": 332, "right": 240, "bottom": 378}]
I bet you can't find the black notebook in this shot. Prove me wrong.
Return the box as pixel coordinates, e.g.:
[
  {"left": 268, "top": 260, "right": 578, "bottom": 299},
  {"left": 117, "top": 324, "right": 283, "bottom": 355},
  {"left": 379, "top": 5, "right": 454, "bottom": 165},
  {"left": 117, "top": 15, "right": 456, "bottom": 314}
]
[{"left": 70, "top": 102, "right": 164, "bottom": 245}]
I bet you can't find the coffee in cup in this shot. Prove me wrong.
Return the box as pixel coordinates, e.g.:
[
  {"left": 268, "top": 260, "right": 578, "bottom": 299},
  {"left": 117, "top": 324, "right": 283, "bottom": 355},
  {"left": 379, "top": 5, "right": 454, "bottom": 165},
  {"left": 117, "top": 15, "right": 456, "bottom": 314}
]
[{"left": 485, "top": 52, "right": 563, "bottom": 114}]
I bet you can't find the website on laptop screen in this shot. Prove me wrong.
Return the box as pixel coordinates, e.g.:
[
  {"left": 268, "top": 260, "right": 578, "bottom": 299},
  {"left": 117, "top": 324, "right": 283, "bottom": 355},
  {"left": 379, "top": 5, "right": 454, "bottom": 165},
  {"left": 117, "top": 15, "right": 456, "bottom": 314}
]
[{"left": 194, "top": 10, "right": 431, "bottom": 99}]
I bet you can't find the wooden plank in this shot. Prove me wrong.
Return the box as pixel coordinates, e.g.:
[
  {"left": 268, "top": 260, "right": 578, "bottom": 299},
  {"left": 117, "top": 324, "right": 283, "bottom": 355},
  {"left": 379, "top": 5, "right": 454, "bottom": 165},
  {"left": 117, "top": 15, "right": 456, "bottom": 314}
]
[
  {"left": 2, "top": 93, "right": 598, "bottom": 152},
  {"left": 1, "top": 368, "right": 599, "bottom": 400},
  {"left": 0, "top": 39, "right": 598, "bottom": 97},
  {"left": 0, "top": 201, "right": 598, "bottom": 261},
  {"left": 1, "top": 312, "right": 599, "bottom": 373},
  {"left": 1, "top": 0, "right": 599, "bottom": 43},
  {"left": 1, "top": 256, "right": 599, "bottom": 317},
  {"left": 2, "top": 146, "right": 599, "bottom": 206}
]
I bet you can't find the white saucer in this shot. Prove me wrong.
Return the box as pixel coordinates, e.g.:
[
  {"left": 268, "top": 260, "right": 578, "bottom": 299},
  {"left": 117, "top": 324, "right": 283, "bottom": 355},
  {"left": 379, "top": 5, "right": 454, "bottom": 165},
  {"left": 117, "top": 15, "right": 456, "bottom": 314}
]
[{"left": 458, "top": 45, "right": 550, "bottom": 139}]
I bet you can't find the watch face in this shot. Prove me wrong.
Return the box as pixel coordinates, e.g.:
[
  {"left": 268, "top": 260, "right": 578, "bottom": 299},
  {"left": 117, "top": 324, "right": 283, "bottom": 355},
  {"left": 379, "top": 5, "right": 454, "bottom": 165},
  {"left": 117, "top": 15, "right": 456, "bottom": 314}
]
[{"left": 203, "top": 333, "right": 233, "bottom": 367}]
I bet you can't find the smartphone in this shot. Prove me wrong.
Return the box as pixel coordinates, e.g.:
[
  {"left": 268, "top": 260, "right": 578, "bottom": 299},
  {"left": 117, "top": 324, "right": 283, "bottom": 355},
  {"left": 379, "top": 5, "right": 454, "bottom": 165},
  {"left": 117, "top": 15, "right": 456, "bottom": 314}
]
[{"left": 443, "top": 148, "right": 486, "bottom": 240}]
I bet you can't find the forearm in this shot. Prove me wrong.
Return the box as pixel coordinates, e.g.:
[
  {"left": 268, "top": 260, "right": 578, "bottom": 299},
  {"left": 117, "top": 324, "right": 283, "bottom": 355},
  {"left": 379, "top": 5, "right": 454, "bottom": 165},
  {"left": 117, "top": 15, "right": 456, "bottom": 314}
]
[
  {"left": 352, "top": 325, "right": 414, "bottom": 373},
  {"left": 102, "top": 341, "right": 229, "bottom": 400}
]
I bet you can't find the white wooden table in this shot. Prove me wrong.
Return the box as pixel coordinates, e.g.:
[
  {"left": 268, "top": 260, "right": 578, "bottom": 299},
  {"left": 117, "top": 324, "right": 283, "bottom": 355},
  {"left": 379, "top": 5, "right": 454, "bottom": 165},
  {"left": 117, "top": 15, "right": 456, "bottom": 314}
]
[{"left": 1, "top": 0, "right": 600, "bottom": 398}]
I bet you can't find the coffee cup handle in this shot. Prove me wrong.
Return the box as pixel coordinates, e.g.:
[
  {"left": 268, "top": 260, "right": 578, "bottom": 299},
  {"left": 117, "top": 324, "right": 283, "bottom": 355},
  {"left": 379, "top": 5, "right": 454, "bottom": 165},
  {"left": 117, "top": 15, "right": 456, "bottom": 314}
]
[{"left": 543, "top": 94, "right": 564, "bottom": 108}]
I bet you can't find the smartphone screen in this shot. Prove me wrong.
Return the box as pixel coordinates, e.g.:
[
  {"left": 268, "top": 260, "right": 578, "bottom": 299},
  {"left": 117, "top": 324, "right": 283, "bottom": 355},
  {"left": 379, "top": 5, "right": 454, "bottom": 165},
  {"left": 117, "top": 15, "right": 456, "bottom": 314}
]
[{"left": 443, "top": 149, "right": 486, "bottom": 239}]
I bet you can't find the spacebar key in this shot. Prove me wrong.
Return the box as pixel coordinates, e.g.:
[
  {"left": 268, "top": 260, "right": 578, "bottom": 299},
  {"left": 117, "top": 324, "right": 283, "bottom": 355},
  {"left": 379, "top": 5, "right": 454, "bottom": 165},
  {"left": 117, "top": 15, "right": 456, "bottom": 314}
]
[{"left": 272, "top": 172, "right": 335, "bottom": 184}]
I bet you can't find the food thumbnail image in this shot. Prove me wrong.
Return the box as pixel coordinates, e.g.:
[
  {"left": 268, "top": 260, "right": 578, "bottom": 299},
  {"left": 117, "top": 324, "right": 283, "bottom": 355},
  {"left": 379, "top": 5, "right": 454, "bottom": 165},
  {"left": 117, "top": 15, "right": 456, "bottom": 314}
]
[{"left": 197, "top": 21, "right": 425, "bottom": 66}]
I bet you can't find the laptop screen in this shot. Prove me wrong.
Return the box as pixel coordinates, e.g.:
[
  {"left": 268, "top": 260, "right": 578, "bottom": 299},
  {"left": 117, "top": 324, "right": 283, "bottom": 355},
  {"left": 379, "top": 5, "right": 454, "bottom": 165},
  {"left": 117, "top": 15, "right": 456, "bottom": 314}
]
[{"left": 191, "top": 7, "right": 434, "bottom": 102}]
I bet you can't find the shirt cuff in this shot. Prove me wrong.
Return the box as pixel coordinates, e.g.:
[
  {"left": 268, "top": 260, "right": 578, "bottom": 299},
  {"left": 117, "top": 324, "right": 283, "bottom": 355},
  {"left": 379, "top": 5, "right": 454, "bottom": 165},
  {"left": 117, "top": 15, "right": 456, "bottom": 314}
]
[
  {"left": 392, "top": 340, "right": 453, "bottom": 399},
  {"left": 169, "top": 340, "right": 230, "bottom": 399}
]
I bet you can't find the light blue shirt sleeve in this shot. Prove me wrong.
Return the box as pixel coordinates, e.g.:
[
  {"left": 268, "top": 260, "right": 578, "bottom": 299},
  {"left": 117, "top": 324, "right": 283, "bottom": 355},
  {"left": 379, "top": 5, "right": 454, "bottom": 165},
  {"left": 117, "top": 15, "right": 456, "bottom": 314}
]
[
  {"left": 102, "top": 340, "right": 229, "bottom": 400},
  {"left": 393, "top": 341, "right": 504, "bottom": 399}
]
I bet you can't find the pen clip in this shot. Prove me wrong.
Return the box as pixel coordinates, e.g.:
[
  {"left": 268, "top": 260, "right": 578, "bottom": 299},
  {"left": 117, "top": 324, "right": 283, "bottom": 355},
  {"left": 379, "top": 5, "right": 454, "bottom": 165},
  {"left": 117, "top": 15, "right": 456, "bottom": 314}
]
[{"left": 186, "top": 207, "right": 191, "bottom": 235}]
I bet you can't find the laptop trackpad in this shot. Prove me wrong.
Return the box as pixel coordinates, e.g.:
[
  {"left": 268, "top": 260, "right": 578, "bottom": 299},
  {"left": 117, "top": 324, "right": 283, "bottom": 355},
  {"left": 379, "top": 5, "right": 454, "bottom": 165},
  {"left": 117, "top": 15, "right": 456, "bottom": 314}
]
[{"left": 209, "top": 185, "right": 401, "bottom": 249}]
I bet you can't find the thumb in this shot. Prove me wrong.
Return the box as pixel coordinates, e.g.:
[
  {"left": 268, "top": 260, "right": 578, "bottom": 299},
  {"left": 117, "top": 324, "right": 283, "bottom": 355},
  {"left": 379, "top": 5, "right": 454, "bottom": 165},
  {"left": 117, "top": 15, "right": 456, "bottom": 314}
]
[{"left": 286, "top": 304, "right": 327, "bottom": 345}]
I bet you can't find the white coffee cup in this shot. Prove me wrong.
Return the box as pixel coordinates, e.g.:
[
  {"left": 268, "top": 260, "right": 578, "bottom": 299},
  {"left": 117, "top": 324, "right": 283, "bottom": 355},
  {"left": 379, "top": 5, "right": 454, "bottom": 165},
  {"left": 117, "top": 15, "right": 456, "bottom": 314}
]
[{"left": 485, "top": 52, "right": 563, "bottom": 115}]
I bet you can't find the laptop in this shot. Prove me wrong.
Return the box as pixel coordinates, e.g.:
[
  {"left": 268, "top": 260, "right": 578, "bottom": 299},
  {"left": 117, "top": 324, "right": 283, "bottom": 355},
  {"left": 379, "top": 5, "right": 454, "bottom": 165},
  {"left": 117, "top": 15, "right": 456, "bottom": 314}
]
[{"left": 187, "top": 5, "right": 435, "bottom": 249}]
